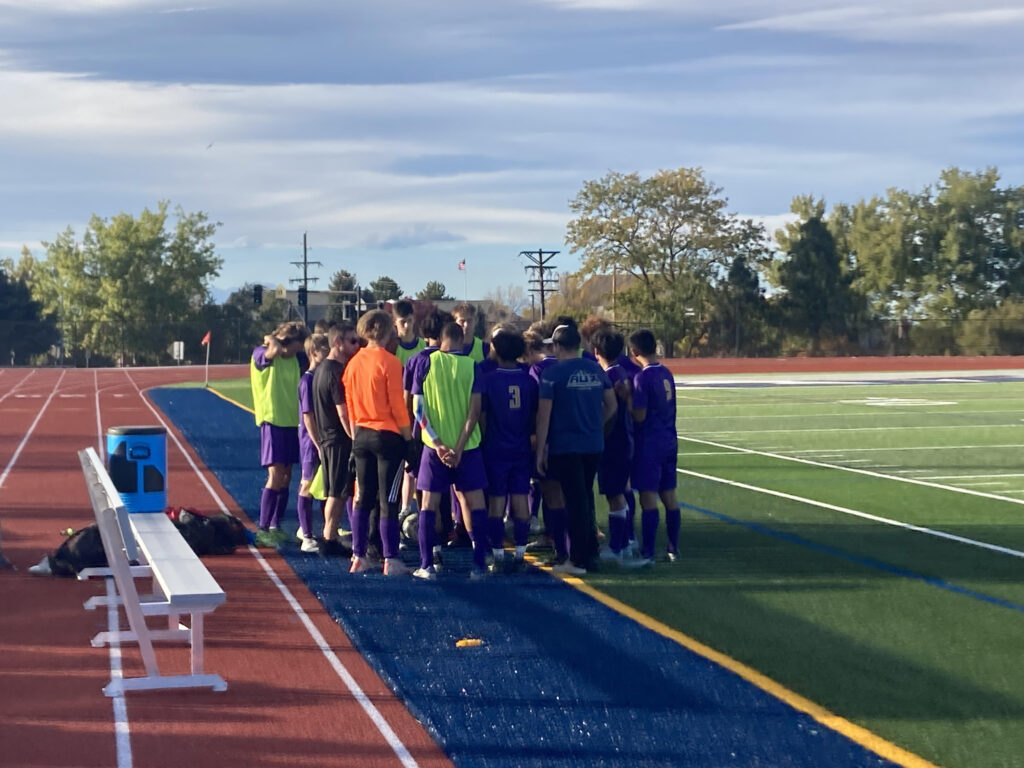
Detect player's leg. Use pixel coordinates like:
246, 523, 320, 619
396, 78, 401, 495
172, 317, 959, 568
659, 453, 680, 561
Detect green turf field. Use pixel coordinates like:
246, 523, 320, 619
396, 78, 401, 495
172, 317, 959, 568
206, 374, 1024, 768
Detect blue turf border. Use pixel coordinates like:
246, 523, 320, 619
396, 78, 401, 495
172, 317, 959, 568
152, 387, 903, 768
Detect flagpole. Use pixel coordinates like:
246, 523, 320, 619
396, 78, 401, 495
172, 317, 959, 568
204, 334, 211, 387
464, 265, 468, 301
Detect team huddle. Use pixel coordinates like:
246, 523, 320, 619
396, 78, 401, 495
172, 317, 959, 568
249, 301, 680, 579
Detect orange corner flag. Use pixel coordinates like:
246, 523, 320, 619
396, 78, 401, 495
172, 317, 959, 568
201, 330, 211, 346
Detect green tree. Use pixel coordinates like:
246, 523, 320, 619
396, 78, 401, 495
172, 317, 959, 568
711, 255, 775, 356
417, 280, 453, 301
777, 216, 857, 353
369, 275, 402, 302
327, 269, 373, 320
0, 265, 59, 363
566, 167, 770, 355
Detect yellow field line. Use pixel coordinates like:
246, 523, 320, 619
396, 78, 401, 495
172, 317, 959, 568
543, 566, 944, 768
205, 386, 254, 415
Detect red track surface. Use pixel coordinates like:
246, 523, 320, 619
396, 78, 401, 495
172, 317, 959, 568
0, 367, 451, 768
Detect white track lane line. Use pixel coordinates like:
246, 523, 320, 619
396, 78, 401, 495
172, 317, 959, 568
675, 466, 1024, 559
123, 371, 419, 768
0, 369, 36, 405
0, 370, 65, 491
678, 434, 1024, 507
92, 370, 133, 768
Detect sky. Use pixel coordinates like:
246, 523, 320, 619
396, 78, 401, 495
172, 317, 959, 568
1, 0, 1022, 302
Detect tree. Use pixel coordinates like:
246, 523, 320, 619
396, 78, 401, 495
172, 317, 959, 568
369, 275, 402, 302
417, 280, 453, 301
777, 216, 857, 353
566, 168, 770, 356
710, 255, 775, 356
484, 283, 529, 321
327, 269, 373, 321
0, 265, 59, 363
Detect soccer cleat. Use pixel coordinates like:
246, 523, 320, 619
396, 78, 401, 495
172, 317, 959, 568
296, 528, 307, 542
383, 557, 412, 576
666, 551, 679, 563
469, 567, 488, 580
432, 548, 445, 573
27, 556, 52, 576
599, 546, 623, 563
349, 556, 375, 574
412, 566, 437, 580
625, 540, 641, 559
300, 537, 320, 554
551, 560, 587, 576
525, 534, 553, 552
319, 538, 352, 558
622, 557, 654, 569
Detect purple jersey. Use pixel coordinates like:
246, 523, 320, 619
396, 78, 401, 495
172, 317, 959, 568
297, 369, 317, 464
481, 366, 537, 461
632, 363, 676, 456
603, 364, 633, 461
404, 345, 439, 393
617, 353, 641, 379
529, 355, 557, 384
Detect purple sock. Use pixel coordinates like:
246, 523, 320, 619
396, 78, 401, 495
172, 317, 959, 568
666, 507, 681, 555
469, 508, 488, 570
547, 508, 568, 560
270, 487, 288, 529
608, 512, 627, 553
351, 506, 369, 557
625, 491, 637, 542
258, 487, 275, 529
297, 495, 314, 538
418, 509, 436, 570
641, 509, 659, 559
487, 517, 505, 551
528, 481, 542, 520
513, 518, 530, 547
380, 516, 400, 560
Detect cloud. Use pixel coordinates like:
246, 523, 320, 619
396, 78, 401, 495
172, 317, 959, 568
362, 224, 466, 250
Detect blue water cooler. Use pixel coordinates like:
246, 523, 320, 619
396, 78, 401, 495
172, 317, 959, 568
106, 426, 168, 513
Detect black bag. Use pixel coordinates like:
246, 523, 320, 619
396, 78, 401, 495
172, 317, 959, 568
167, 507, 248, 556
50, 525, 107, 577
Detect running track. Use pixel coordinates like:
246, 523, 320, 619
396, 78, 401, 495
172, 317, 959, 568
0, 367, 450, 768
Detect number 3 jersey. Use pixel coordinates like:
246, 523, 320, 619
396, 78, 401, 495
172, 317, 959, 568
632, 362, 677, 458
480, 365, 538, 463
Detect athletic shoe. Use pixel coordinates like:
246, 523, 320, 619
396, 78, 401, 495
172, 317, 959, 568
525, 534, 553, 552
267, 526, 289, 544
300, 537, 320, 554
469, 567, 488, 580
412, 566, 437, 580
599, 546, 623, 563
551, 560, 587, 576
488, 554, 506, 575
319, 538, 351, 559
444, 530, 472, 549
625, 540, 641, 559
506, 556, 526, 574
433, 549, 445, 573
622, 556, 654, 569
666, 551, 679, 563
27, 556, 52, 576
383, 557, 411, 576
254, 528, 282, 548
296, 528, 307, 542
349, 556, 375, 574
529, 516, 543, 535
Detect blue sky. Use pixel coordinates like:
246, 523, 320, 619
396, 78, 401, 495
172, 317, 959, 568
1, 0, 1022, 302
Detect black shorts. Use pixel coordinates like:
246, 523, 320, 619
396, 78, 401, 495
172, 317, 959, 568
321, 440, 353, 499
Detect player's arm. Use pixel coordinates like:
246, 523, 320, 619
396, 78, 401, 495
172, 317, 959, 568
413, 394, 447, 457
535, 397, 552, 476
263, 334, 285, 360
631, 380, 647, 423
302, 410, 320, 454
602, 388, 618, 431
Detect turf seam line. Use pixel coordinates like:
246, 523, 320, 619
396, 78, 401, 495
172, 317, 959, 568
676, 433, 1024, 507
679, 500, 1024, 614
554, 575, 945, 768
674, 466, 1024, 560
127, 373, 420, 768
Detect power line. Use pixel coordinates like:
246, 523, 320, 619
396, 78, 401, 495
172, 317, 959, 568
520, 248, 559, 319
289, 232, 322, 325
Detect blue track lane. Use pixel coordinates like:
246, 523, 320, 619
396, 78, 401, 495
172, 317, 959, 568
152, 387, 902, 768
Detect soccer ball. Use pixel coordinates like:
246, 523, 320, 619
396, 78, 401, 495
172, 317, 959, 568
401, 512, 419, 543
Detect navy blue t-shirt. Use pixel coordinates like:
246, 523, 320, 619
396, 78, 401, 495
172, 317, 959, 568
539, 357, 612, 455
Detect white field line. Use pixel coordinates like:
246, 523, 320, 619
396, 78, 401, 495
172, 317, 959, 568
677, 434, 1024, 507
676, 466, 1024, 559
693, 423, 1024, 436
922, 473, 1024, 480
683, 408, 1024, 421
124, 372, 420, 768
787, 444, 1024, 454
954, 482, 1010, 488
0, 370, 65, 491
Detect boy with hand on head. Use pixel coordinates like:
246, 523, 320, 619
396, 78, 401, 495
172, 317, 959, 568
535, 323, 617, 575
480, 325, 538, 571
628, 329, 680, 564
251, 321, 309, 541
411, 321, 490, 579
452, 302, 489, 363
297, 333, 330, 552
312, 323, 360, 558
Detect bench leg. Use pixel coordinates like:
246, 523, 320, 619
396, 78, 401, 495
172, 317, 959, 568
190, 612, 205, 675
92, 627, 190, 648
104, 674, 227, 697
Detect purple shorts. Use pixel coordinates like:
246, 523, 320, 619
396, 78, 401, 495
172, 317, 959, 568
301, 458, 319, 483
417, 446, 488, 493
485, 455, 531, 497
631, 449, 677, 493
598, 449, 631, 497
260, 423, 300, 467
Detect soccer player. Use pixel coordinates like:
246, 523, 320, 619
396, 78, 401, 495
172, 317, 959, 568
590, 327, 636, 562
312, 323, 360, 558
393, 299, 425, 367
628, 328, 680, 564
452, 301, 489, 363
535, 323, 616, 574
411, 321, 489, 579
480, 325, 537, 571
343, 310, 418, 575
250, 320, 309, 539
296, 332, 329, 552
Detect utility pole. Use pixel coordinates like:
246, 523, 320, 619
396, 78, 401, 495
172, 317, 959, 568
290, 232, 322, 325
520, 248, 559, 320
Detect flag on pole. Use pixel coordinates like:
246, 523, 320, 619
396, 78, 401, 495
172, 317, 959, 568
457, 259, 466, 271
201, 330, 212, 346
